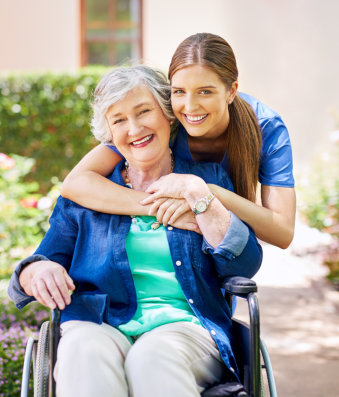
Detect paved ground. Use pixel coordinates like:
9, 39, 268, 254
236, 236, 339, 396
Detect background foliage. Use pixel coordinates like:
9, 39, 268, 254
297, 137, 339, 284
0, 296, 48, 397
0, 153, 61, 279
0, 67, 109, 193
0, 153, 56, 396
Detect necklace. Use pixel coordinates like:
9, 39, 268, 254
124, 150, 174, 230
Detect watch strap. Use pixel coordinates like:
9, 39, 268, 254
192, 193, 215, 215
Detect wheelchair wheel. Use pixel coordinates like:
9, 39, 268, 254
34, 321, 50, 397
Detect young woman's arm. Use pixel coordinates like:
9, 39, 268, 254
142, 174, 296, 249
208, 184, 296, 249
61, 145, 199, 231
61, 145, 150, 215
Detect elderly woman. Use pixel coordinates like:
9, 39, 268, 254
8, 66, 262, 397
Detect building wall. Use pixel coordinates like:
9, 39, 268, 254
0, 0, 80, 71
0, 0, 338, 171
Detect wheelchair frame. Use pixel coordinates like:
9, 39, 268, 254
20, 276, 277, 397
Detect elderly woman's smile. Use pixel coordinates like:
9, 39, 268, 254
130, 134, 154, 146
106, 85, 171, 176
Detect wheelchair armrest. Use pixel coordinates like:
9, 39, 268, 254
222, 276, 257, 296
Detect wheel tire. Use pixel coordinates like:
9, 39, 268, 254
34, 321, 50, 397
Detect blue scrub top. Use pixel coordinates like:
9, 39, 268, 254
107, 92, 295, 188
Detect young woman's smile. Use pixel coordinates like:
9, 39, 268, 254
171, 65, 235, 140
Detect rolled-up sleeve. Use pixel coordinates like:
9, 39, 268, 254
202, 213, 262, 278
8, 254, 49, 309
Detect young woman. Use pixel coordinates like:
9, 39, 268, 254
61, 33, 296, 249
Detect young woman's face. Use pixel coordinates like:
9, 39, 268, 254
106, 85, 171, 169
171, 64, 235, 140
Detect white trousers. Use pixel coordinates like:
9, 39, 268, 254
54, 320, 225, 397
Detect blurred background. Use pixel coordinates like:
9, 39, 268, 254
0, 0, 338, 396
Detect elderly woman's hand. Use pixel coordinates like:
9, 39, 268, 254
19, 260, 75, 310
142, 174, 205, 203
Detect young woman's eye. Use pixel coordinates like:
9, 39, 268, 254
172, 89, 185, 95
199, 89, 212, 95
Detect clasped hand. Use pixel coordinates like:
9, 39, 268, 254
141, 174, 202, 233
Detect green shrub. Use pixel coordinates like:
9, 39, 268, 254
297, 143, 339, 235
297, 138, 339, 283
0, 153, 60, 279
0, 67, 109, 193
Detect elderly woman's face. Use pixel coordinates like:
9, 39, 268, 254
106, 85, 171, 168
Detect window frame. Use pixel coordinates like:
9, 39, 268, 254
80, 0, 143, 66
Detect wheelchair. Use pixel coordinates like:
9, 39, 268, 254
20, 276, 277, 397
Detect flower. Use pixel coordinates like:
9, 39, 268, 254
20, 197, 38, 208
0, 153, 15, 170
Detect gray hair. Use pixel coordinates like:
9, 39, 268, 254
91, 65, 174, 143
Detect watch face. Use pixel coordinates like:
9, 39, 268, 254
196, 200, 207, 213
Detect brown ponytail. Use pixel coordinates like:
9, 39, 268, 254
169, 33, 262, 202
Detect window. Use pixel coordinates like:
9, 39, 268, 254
81, 0, 142, 66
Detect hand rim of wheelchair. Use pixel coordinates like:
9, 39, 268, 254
21, 276, 277, 397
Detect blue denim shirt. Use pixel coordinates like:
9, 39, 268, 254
8, 156, 262, 380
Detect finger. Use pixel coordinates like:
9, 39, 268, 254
140, 192, 163, 205
156, 199, 175, 224
32, 280, 56, 310
167, 202, 191, 225
161, 201, 182, 226
148, 198, 167, 216
65, 273, 75, 292
44, 277, 67, 310
53, 272, 73, 305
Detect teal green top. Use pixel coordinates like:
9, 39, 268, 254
118, 216, 201, 336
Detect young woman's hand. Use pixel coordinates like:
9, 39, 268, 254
19, 261, 75, 310
148, 197, 191, 226
170, 210, 201, 234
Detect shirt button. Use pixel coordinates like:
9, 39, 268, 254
188, 298, 194, 304
230, 367, 235, 373
211, 329, 216, 336
175, 260, 182, 266
167, 226, 173, 230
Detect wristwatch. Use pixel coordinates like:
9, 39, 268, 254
192, 193, 215, 215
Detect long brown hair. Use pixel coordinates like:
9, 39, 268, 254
168, 33, 262, 202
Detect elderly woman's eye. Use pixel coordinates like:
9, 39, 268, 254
113, 119, 124, 125
140, 109, 150, 115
